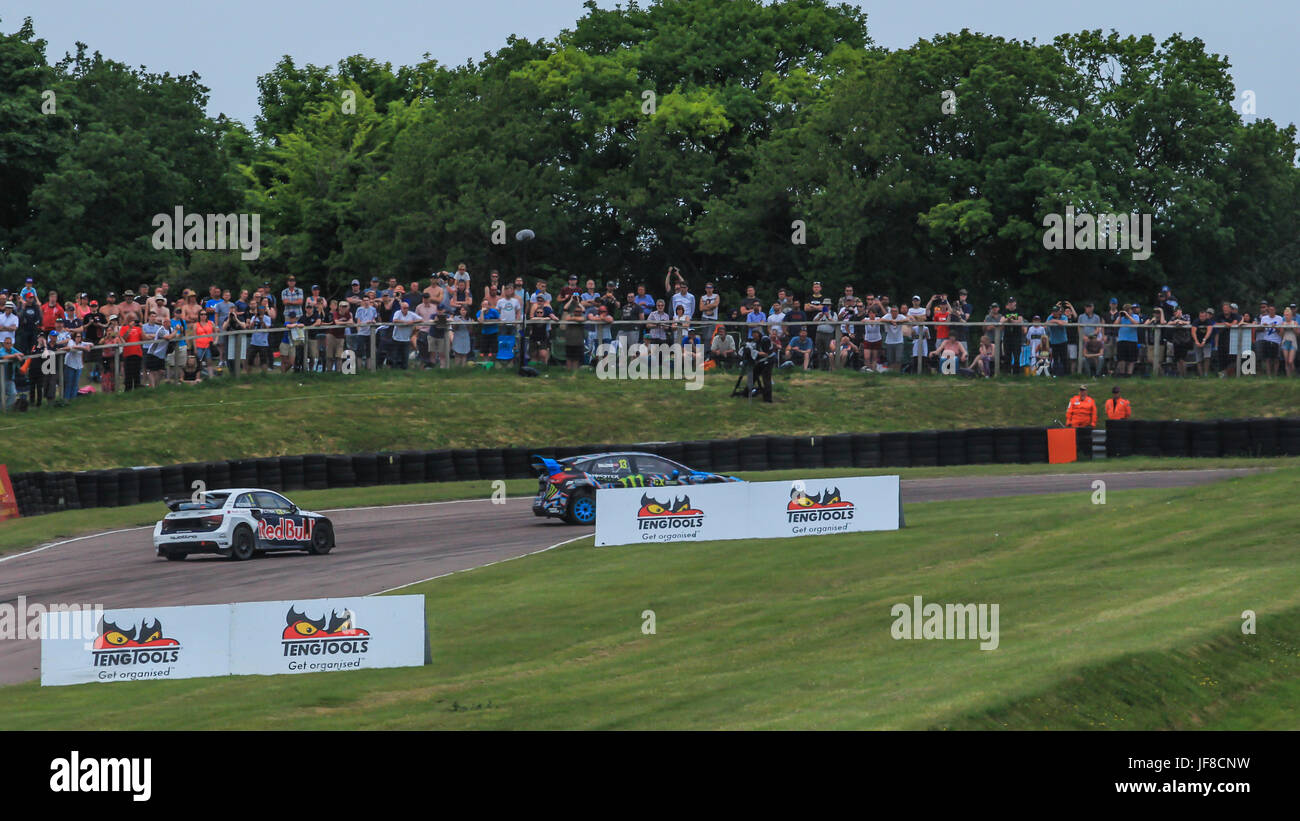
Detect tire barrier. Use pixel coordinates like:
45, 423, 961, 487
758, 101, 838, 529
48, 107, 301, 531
880, 432, 911, 467
908, 431, 939, 467
11, 418, 1299, 517
1020, 427, 1049, 464
351, 453, 380, 486
822, 434, 854, 468
255, 457, 282, 491
278, 455, 305, 491
326, 455, 357, 488
850, 433, 881, 468
302, 454, 328, 490
471, 449, 504, 481
710, 438, 743, 473
739, 436, 770, 471
767, 436, 796, 470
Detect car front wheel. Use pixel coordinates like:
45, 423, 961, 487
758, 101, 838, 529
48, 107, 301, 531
308, 522, 333, 555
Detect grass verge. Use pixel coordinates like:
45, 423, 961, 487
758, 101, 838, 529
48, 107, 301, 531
2, 466, 1293, 729
3, 367, 1300, 472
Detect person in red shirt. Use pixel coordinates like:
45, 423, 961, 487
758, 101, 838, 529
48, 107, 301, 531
121, 316, 145, 391
192, 310, 217, 378
40, 291, 64, 331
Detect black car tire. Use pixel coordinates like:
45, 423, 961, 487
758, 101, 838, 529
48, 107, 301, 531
308, 521, 334, 555
230, 526, 256, 561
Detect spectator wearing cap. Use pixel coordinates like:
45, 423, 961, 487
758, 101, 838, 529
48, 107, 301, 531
559, 274, 580, 301
73, 293, 93, 323
0, 300, 17, 347
906, 295, 929, 366
15, 292, 41, 355
18, 277, 37, 305
281, 276, 304, 321
346, 278, 364, 309
1066, 384, 1097, 427
1104, 386, 1131, 420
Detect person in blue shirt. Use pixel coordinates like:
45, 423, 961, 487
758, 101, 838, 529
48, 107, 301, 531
1115, 303, 1141, 376
1045, 302, 1075, 376
168, 315, 188, 383
477, 300, 499, 359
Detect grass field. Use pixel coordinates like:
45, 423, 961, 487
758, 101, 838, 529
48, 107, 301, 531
3, 466, 1293, 730
3, 367, 1300, 473
1, 457, 1288, 557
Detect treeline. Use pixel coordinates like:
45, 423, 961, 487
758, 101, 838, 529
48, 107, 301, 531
2, 0, 1298, 311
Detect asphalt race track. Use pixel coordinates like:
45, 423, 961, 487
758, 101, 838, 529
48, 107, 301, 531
0, 468, 1260, 684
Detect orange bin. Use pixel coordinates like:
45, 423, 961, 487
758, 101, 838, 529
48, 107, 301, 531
1047, 428, 1077, 464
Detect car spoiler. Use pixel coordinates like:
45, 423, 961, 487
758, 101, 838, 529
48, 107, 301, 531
530, 455, 564, 477
163, 495, 219, 512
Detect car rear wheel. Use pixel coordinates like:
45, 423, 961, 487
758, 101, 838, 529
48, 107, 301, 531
230, 526, 256, 561
566, 490, 596, 525
308, 522, 333, 555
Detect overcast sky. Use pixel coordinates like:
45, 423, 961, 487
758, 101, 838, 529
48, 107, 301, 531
6, 0, 1295, 129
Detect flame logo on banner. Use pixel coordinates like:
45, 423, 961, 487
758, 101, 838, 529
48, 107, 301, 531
637, 493, 702, 517
282, 606, 370, 640
787, 487, 853, 510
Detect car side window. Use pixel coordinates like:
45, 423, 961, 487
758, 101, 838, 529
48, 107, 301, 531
634, 456, 677, 475
255, 491, 292, 511
581, 457, 634, 480
233, 493, 256, 508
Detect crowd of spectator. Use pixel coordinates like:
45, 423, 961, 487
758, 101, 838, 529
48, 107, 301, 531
1, 269, 1294, 411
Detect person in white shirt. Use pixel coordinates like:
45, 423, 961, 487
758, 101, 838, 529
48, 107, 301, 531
1259, 302, 1283, 376
0, 303, 17, 344
699, 283, 720, 322
61, 329, 91, 400
670, 282, 696, 321
906, 296, 929, 360
389, 303, 420, 369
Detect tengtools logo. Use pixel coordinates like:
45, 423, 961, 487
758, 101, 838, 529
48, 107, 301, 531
258, 516, 314, 542
91, 617, 181, 667
636, 493, 704, 531
787, 487, 855, 523
281, 606, 370, 657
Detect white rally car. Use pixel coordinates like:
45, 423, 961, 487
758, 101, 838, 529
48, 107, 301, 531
152, 488, 335, 561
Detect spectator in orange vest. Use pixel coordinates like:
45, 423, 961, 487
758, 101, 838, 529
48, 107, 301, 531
1105, 386, 1132, 420
1066, 384, 1097, 427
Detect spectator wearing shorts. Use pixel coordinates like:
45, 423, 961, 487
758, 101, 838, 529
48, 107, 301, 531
141, 312, 170, 387
1258, 302, 1282, 376
883, 306, 905, 371
193, 310, 216, 377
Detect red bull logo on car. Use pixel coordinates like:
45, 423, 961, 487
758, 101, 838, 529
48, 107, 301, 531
258, 516, 314, 543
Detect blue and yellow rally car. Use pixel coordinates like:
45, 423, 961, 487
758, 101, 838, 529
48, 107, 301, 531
531, 452, 741, 524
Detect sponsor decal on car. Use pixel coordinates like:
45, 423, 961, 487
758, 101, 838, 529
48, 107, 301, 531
257, 516, 315, 543
91, 617, 181, 667
281, 606, 370, 657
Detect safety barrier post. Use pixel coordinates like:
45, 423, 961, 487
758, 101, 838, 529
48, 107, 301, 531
368, 325, 377, 371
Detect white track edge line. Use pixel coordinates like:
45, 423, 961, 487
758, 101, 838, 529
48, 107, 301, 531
369, 533, 592, 596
